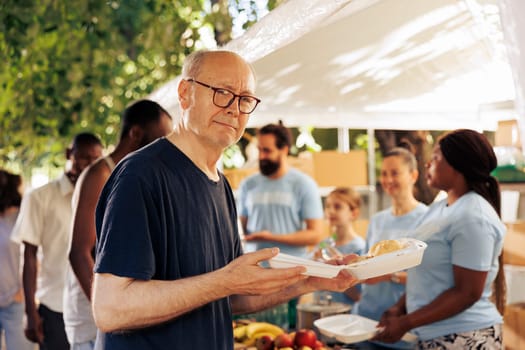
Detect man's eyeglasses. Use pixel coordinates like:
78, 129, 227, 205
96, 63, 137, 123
186, 79, 261, 114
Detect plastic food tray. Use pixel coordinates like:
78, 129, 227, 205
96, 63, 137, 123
268, 238, 427, 280
314, 314, 418, 344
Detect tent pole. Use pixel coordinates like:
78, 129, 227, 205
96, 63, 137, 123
337, 127, 350, 153
367, 128, 378, 216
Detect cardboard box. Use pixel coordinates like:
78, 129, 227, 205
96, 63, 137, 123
496, 120, 522, 148
288, 154, 315, 178
504, 303, 525, 350
504, 222, 525, 266
354, 219, 369, 238
312, 150, 368, 187
223, 168, 258, 190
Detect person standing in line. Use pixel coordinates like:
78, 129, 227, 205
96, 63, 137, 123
374, 129, 506, 349
64, 100, 173, 350
354, 147, 427, 349
238, 123, 325, 257
0, 170, 33, 350
11, 133, 103, 350
91, 50, 358, 350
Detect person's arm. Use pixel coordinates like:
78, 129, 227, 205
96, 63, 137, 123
364, 271, 407, 285
239, 216, 248, 234
69, 165, 109, 300
230, 254, 360, 315
93, 248, 359, 333
244, 218, 325, 246
92, 248, 308, 332
374, 265, 487, 343
344, 285, 361, 302
22, 242, 44, 344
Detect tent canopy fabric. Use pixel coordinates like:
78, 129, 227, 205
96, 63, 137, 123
150, 0, 515, 131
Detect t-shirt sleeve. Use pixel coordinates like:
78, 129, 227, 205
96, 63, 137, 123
95, 171, 157, 280
450, 219, 498, 271
237, 179, 248, 218
299, 177, 323, 220
11, 189, 44, 246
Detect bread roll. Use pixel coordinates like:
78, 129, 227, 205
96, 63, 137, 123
368, 239, 406, 257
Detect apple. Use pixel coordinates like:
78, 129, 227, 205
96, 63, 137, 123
288, 331, 296, 341
314, 339, 326, 350
274, 333, 294, 348
255, 335, 274, 350
294, 329, 317, 348
297, 346, 313, 350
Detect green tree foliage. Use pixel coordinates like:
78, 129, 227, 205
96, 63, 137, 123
0, 0, 228, 175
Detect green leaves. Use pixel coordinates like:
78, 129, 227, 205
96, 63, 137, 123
0, 0, 282, 175
0, 0, 217, 173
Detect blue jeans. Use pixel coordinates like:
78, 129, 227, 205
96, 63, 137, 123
0, 301, 33, 350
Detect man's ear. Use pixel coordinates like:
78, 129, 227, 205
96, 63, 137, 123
178, 79, 191, 109
129, 125, 144, 144
65, 147, 73, 160
281, 145, 290, 157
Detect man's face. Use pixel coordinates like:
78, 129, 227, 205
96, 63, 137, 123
257, 133, 286, 176
180, 52, 257, 150
69, 143, 103, 180
138, 113, 173, 148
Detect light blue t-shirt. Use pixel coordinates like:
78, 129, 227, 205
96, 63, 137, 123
407, 192, 505, 340
354, 203, 428, 321
237, 168, 323, 257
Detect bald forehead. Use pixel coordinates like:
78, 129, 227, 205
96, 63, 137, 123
204, 52, 254, 75
184, 51, 255, 82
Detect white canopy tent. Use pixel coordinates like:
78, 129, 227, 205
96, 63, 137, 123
150, 0, 518, 131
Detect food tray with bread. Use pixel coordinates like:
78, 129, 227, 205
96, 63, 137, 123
268, 238, 427, 280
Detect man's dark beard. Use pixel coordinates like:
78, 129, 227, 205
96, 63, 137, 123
259, 159, 280, 176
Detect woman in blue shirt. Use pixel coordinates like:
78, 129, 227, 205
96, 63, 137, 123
374, 129, 505, 349
355, 147, 427, 349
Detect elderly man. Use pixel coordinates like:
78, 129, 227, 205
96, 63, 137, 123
92, 50, 358, 349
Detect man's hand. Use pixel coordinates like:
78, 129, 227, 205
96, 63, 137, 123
219, 248, 308, 295
305, 254, 361, 292
25, 309, 44, 344
243, 230, 273, 241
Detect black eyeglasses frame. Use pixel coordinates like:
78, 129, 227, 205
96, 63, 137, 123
186, 78, 261, 114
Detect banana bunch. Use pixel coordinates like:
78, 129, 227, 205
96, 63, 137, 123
233, 321, 284, 346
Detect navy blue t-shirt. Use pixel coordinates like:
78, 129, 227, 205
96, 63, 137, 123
95, 138, 242, 349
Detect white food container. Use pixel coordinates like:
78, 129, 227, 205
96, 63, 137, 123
268, 253, 341, 278
345, 238, 427, 279
314, 314, 418, 344
268, 238, 427, 280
